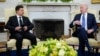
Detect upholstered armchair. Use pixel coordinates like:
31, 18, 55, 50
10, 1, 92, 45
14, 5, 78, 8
66, 9, 99, 48
4, 8, 40, 50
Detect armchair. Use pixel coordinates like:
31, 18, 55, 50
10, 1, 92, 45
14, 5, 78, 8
4, 8, 39, 50
66, 9, 99, 49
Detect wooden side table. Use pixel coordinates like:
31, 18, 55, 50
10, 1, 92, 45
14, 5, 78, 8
0, 41, 6, 52
0, 22, 5, 32
97, 23, 100, 26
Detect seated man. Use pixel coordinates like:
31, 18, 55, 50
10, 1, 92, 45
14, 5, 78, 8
69, 4, 98, 56
5, 5, 37, 56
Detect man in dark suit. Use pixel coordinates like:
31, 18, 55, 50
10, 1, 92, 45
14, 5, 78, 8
5, 5, 37, 56
69, 4, 98, 56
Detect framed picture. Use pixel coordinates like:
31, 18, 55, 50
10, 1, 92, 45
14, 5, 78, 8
0, 0, 5, 2
92, 0, 100, 4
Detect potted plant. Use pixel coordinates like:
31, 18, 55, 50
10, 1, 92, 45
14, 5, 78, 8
60, 0, 72, 2
23, 0, 32, 3
37, 0, 48, 2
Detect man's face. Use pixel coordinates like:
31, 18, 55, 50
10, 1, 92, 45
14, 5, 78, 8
80, 5, 88, 14
16, 8, 24, 16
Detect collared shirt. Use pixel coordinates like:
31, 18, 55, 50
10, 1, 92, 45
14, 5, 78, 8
80, 13, 88, 30
16, 15, 23, 26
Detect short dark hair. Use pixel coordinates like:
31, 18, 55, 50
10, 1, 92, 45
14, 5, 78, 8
15, 5, 23, 12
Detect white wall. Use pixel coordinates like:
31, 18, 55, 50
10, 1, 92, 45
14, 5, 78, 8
73, 0, 100, 9
0, 0, 19, 17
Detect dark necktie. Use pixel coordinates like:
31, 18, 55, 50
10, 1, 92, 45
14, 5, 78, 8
19, 17, 23, 27
82, 14, 85, 28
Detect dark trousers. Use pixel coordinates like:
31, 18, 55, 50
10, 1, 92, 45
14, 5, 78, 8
76, 27, 92, 56
12, 32, 37, 56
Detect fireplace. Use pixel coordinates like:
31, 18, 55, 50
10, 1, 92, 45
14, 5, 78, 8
19, 3, 79, 36
33, 19, 64, 40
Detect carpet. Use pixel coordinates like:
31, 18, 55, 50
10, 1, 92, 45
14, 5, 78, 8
0, 49, 100, 56
0, 49, 28, 56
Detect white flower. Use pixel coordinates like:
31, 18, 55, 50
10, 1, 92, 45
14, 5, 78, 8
44, 47, 48, 52
56, 42, 61, 48
61, 46, 66, 50
58, 49, 65, 56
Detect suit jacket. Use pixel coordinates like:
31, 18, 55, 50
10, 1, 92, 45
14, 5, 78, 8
5, 15, 34, 38
69, 13, 98, 38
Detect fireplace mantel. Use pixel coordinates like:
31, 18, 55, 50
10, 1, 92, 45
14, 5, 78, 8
18, 2, 79, 13
18, 2, 79, 6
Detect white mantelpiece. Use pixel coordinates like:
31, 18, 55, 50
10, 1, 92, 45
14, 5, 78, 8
18, 2, 79, 35
18, 2, 79, 12
19, 2, 79, 6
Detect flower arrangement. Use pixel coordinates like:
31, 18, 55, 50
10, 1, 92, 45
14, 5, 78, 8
29, 38, 77, 56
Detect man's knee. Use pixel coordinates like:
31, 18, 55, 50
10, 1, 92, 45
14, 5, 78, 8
79, 27, 85, 30
25, 33, 36, 38
29, 35, 36, 41
15, 33, 23, 40
78, 27, 86, 33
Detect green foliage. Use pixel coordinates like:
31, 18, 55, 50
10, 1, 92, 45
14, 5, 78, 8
50, 0, 58, 2
60, 0, 72, 2
37, 0, 48, 2
23, 0, 32, 2
29, 38, 77, 56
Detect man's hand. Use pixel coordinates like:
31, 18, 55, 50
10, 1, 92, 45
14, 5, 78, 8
87, 29, 94, 34
15, 26, 22, 31
74, 20, 81, 25
23, 26, 28, 31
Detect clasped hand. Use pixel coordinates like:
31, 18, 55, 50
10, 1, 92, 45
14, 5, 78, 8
15, 26, 28, 31
74, 20, 94, 34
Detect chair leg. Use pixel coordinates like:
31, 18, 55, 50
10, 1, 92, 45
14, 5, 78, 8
72, 45, 76, 49
95, 48, 99, 56
90, 47, 95, 56
27, 45, 30, 51
68, 44, 75, 49
26, 45, 30, 56
6, 44, 10, 56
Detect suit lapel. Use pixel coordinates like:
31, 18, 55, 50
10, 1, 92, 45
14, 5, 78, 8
87, 13, 90, 29
79, 14, 81, 20
15, 15, 19, 26
22, 16, 24, 25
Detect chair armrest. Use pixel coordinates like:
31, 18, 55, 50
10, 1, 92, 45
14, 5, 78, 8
4, 29, 9, 32
4, 29, 10, 41
69, 28, 73, 37
94, 29, 98, 40
32, 28, 35, 31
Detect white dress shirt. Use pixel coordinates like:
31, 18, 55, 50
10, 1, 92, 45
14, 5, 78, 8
16, 15, 23, 26
80, 13, 88, 31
